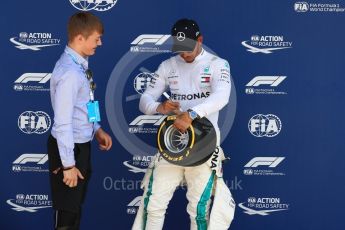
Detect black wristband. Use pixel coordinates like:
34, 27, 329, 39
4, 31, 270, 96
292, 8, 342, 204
62, 166, 74, 171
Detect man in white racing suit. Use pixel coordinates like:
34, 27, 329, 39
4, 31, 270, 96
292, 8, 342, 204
132, 19, 235, 230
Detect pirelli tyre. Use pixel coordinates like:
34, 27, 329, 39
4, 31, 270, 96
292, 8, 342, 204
157, 115, 217, 166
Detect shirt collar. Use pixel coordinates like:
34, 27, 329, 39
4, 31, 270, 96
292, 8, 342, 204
64, 46, 88, 70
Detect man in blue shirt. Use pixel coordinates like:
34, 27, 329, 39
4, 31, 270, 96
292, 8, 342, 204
47, 12, 112, 230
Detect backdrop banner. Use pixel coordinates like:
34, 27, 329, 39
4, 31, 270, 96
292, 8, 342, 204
1, 0, 345, 229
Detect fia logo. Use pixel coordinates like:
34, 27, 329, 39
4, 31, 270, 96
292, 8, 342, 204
13, 73, 51, 92
134, 72, 154, 94
294, 2, 309, 12
12, 154, 49, 173
248, 114, 282, 137
69, 0, 118, 11
18, 111, 51, 134
245, 88, 255, 94
251, 35, 260, 42
130, 34, 171, 53
10, 32, 60, 51
127, 196, 141, 214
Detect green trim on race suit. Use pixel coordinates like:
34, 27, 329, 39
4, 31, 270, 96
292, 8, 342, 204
196, 171, 216, 230
143, 168, 154, 230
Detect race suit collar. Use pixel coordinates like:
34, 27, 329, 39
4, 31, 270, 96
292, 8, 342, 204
177, 48, 206, 63
194, 48, 205, 62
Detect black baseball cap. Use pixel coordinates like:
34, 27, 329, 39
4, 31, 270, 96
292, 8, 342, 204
171, 18, 201, 53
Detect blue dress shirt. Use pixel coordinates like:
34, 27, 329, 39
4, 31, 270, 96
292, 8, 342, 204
50, 46, 100, 167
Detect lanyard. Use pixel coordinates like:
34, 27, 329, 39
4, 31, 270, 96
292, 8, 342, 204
65, 50, 96, 101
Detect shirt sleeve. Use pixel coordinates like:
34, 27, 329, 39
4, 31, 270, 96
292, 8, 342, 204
192, 59, 231, 118
53, 70, 81, 167
93, 122, 101, 133
139, 62, 168, 115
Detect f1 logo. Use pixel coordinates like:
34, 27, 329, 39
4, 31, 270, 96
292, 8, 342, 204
13, 154, 48, 165
129, 115, 166, 126
244, 157, 285, 168
127, 196, 142, 207
15, 73, 51, 84
131, 35, 171, 45
246, 76, 286, 87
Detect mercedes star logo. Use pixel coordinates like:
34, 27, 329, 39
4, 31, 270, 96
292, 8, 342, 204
176, 32, 186, 41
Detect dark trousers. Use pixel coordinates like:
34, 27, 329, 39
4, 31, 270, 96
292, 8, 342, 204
47, 135, 92, 230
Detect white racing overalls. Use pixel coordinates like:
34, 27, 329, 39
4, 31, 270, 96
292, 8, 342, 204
133, 49, 235, 230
